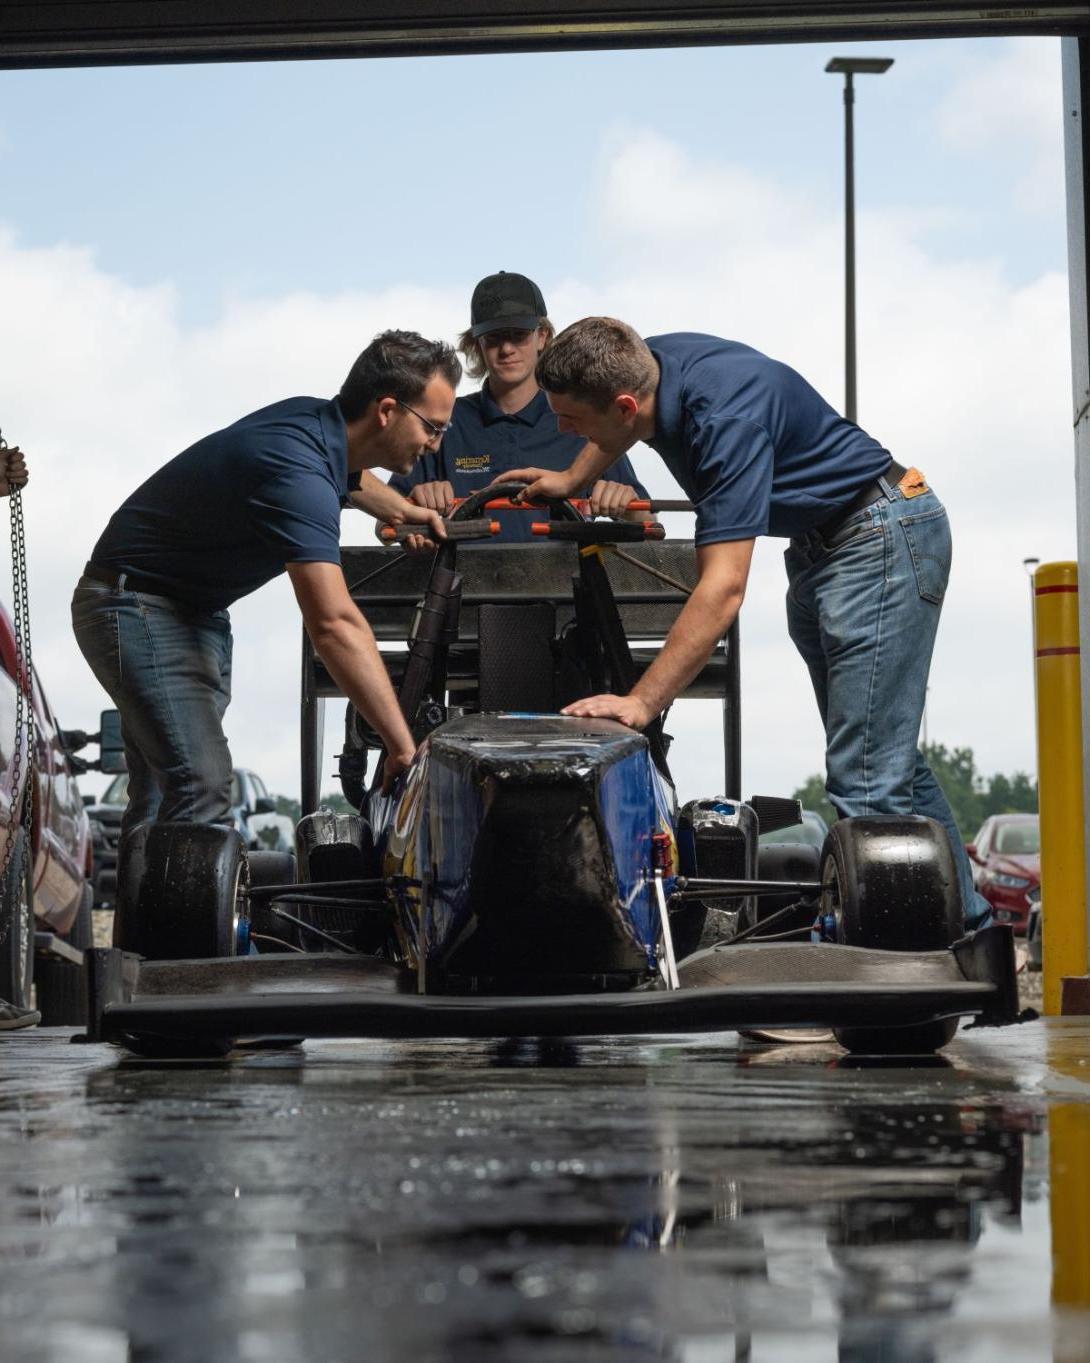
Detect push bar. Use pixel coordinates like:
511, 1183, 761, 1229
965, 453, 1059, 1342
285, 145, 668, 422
454, 497, 694, 514
531, 521, 666, 543
379, 518, 500, 544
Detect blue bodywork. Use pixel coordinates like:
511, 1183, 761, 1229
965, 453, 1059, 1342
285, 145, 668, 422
372, 713, 679, 991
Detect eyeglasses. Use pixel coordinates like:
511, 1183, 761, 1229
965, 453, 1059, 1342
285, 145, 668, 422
396, 399, 452, 442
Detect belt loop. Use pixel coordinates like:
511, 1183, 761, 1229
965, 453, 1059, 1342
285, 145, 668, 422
117, 570, 128, 590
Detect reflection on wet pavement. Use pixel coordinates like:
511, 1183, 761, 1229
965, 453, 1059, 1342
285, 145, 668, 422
0, 1022, 1087, 1362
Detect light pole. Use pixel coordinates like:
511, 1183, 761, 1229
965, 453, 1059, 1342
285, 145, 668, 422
825, 56, 893, 424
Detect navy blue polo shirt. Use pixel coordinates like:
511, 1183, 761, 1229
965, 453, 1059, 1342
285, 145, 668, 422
91, 396, 349, 612
646, 334, 891, 544
389, 385, 649, 541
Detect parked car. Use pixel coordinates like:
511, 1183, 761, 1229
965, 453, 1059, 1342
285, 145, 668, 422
0, 602, 95, 1018
1026, 885, 1042, 970
966, 813, 1040, 934
759, 808, 829, 850
86, 764, 294, 909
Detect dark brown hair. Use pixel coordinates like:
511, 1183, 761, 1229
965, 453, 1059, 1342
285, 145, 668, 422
339, 330, 462, 421
535, 317, 658, 410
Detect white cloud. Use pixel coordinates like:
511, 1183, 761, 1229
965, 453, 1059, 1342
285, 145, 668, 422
0, 101, 1072, 812
933, 36, 1065, 213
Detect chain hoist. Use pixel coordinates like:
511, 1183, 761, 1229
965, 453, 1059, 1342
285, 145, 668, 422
0, 430, 33, 909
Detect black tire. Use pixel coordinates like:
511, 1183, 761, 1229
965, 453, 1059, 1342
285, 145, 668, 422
113, 823, 152, 954
822, 816, 963, 1055
139, 824, 248, 961
68, 880, 95, 950
247, 850, 298, 953
36, 881, 93, 1026
0, 828, 34, 1010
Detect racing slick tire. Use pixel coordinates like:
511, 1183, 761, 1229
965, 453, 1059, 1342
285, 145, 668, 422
0, 828, 34, 1011
247, 850, 299, 953
112, 823, 152, 955
138, 823, 248, 961
822, 816, 963, 1056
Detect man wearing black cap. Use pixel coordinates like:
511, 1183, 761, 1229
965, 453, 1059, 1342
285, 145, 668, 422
385, 272, 650, 539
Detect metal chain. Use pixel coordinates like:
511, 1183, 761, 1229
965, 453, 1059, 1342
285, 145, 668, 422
0, 429, 33, 909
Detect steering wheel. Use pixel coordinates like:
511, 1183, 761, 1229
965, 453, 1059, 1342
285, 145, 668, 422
445, 478, 584, 537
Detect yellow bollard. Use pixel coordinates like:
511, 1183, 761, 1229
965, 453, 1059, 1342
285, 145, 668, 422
1033, 562, 1089, 1015
1049, 1102, 1090, 1360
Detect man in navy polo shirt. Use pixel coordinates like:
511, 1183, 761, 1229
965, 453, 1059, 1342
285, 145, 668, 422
72, 331, 459, 882
386, 272, 650, 538
508, 317, 989, 927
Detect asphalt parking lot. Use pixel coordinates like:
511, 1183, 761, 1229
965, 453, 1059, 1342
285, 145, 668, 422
0, 1016, 1087, 1363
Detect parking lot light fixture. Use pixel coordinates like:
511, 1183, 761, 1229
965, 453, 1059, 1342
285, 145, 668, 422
824, 56, 894, 424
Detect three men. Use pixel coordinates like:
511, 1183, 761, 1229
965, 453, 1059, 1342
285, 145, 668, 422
388, 272, 649, 538
507, 318, 989, 925
73, 332, 458, 864
69, 303, 986, 930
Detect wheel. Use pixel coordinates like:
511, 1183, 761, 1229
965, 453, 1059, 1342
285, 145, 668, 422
0, 828, 34, 1010
113, 824, 152, 954
822, 816, 962, 1055
68, 880, 95, 950
247, 850, 298, 953
36, 881, 93, 1025
138, 824, 248, 960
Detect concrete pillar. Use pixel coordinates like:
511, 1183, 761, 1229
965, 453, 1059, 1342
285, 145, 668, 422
1061, 37, 1090, 996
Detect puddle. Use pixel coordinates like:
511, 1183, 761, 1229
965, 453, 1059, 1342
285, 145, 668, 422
0, 1025, 1086, 1361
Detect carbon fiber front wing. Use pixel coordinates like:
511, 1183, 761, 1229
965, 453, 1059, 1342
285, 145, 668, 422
83, 926, 1020, 1051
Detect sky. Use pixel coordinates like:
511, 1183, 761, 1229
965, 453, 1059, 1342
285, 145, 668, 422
0, 34, 1075, 810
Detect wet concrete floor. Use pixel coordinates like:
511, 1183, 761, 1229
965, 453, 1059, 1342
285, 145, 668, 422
0, 1020, 1088, 1363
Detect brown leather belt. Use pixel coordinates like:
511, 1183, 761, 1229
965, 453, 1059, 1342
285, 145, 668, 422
82, 560, 175, 597
818, 459, 908, 539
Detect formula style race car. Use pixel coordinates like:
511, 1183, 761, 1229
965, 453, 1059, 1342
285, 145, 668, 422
83, 485, 1020, 1057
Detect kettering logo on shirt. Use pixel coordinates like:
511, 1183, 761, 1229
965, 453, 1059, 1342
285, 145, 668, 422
455, 455, 491, 473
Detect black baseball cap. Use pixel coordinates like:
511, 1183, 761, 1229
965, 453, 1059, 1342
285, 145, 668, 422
470, 271, 547, 337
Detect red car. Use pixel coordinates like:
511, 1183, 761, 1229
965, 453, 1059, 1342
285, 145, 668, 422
966, 813, 1040, 934
0, 602, 96, 1019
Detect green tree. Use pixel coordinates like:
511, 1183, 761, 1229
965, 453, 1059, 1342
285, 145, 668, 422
793, 744, 1038, 842
980, 769, 1037, 820
269, 791, 356, 823
790, 774, 836, 829
917, 743, 983, 838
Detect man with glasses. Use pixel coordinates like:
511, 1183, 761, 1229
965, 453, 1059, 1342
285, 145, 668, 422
385, 272, 651, 538
72, 332, 459, 922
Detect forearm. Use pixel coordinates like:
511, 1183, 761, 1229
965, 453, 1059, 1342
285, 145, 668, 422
309, 611, 414, 756
348, 470, 415, 523
630, 579, 742, 717
567, 442, 621, 493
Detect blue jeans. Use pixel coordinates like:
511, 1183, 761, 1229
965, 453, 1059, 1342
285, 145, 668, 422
784, 480, 990, 928
71, 575, 234, 842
